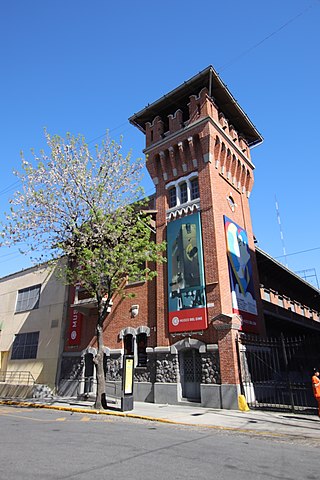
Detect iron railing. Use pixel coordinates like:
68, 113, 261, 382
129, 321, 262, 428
238, 334, 320, 413
0, 370, 35, 385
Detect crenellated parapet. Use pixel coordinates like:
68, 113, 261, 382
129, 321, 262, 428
143, 89, 252, 167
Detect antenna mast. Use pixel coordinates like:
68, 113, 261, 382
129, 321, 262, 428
275, 196, 288, 267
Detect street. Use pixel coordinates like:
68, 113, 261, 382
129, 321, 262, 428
0, 405, 318, 480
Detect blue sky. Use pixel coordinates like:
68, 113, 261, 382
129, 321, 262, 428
1, 0, 320, 287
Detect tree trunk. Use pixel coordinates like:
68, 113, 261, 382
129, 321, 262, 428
94, 318, 107, 410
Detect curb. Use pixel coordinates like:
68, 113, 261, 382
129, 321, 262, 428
0, 399, 311, 439
0, 399, 185, 424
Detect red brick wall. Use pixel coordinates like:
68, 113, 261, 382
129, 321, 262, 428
64, 86, 266, 386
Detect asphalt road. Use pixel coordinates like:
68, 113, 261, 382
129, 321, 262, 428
0, 405, 318, 480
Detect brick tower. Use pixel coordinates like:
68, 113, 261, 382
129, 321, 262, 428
130, 66, 265, 408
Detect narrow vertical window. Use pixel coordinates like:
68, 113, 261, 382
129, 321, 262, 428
124, 334, 134, 355
180, 182, 188, 204
168, 187, 177, 208
137, 333, 147, 367
190, 178, 199, 200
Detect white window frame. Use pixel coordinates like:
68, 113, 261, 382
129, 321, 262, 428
165, 173, 200, 219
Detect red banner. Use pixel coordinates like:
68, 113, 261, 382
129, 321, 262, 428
67, 287, 83, 346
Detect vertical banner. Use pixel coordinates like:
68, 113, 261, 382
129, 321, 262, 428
167, 212, 207, 333
224, 216, 258, 332
67, 286, 83, 346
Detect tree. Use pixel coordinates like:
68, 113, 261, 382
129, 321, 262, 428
1, 131, 166, 409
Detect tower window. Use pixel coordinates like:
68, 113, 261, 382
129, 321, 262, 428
180, 182, 188, 204
168, 187, 177, 208
190, 178, 199, 200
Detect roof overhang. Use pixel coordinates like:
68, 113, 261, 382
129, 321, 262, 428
129, 65, 263, 147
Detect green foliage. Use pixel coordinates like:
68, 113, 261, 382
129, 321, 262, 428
1, 131, 166, 323
65, 202, 166, 310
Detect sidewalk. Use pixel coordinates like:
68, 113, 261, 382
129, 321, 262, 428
1, 396, 320, 441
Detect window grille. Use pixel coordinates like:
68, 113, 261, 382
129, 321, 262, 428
16, 285, 41, 313
11, 332, 39, 360
190, 178, 199, 200
180, 182, 188, 204
168, 187, 177, 208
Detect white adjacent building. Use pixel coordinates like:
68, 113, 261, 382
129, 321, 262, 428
0, 262, 68, 392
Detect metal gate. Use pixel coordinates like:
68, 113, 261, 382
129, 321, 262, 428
180, 349, 202, 401
238, 334, 320, 413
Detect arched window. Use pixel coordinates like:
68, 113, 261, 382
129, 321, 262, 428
124, 334, 134, 355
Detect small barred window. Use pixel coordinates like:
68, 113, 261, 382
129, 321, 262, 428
168, 187, 177, 208
190, 178, 199, 200
180, 182, 188, 204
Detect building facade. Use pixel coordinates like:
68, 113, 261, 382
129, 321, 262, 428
0, 262, 68, 396
1, 66, 319, 408
59, 66, 320, 409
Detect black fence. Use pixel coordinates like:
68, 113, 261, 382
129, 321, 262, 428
238, 333, 320, 413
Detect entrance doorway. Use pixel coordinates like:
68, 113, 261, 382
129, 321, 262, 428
180, 349, 202, 401
84, 352, 94, 394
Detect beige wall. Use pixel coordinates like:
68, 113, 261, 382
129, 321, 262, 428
0, 262, 68, 389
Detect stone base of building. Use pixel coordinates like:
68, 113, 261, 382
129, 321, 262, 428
200, 384, 222, 408
220, 384, 241, 410
127, 381, 239, 410
58, 345, 241, 410
134, 382, 154, 403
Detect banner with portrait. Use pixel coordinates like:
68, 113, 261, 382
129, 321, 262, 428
224, 216, 258, 332
167, 212, 207, 333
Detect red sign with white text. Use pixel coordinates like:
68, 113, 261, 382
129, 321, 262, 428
169, 307, 207, 333
68, 287, 83, 346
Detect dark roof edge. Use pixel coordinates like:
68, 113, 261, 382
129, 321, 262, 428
129, 65, 263, 147
256, 246, 320, 294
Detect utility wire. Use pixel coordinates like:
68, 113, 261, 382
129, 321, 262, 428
219, 1, 318, 71
0, 180, 21, 197
275, 246, 320, 260
0, 122, 132, 197
1, 3, 317, 197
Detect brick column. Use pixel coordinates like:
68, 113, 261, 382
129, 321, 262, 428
212, 313, 241, 409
